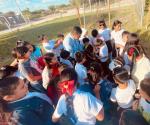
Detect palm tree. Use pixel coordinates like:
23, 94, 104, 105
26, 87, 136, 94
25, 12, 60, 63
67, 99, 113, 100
70, 0, 83, 27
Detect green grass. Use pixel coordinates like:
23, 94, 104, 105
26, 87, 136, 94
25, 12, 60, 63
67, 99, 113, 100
0, 5, 148, 66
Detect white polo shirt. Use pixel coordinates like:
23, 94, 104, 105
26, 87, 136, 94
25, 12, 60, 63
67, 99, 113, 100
111, 29, 125, 46
110, 80, 136, 108
99, 43, 108, 62
53, 90, 103, 125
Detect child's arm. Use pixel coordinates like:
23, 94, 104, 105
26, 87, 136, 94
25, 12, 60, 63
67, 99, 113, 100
10, 59, 18, 67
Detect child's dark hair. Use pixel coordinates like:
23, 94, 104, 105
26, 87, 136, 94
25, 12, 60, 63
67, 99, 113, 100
123, 33, 141, 56
72, 26, 82, 35
113, 67, 129, 84
0, 65, 18, 79
140, 78, 150, 97
75, 52, 85, 63
0, 77, 20, 98
60, 50, 70, 59
82, 37, 89, 44
112, 20, 122, 30
44, 52, 55, 64
91, 29, 98, 38
16, 40, 36, 52
122, 31, 130, 37
98, 19, 107, 28
90, 62, 102, 78
17, 40, 29, 47
88, 62, 104, 84
119, 110, 149, 125
127, 33, 140, 45
13, 46, 29, 58
95, 39, 104, 46
0, 77, 20, 116
60, 68, 78, 86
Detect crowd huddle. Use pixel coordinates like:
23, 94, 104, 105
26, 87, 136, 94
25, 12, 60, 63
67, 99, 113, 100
0, 19, 150, 125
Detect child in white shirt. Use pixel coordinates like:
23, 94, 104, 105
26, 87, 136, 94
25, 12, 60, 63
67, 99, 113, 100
110, 67, 136, 109
52, 68, 104, 125
111, 20, 125, 55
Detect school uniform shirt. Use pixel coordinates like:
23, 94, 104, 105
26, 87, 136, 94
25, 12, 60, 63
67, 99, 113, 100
53, 90, 103, 125
99, 43, 108, 62
139, 97, 150, 123
75, 63, 87, 86
131, 55, 150, 88
63, 33, 83, 58
60, 58, 73, 68
15, 70, 25, 80
139, 98, 150, 113
110, 80, 136, 109
98, 28, 111, 41
6, 92, 55, 125
111, 29, 125, 55
111, 29, 125, 46
42, 40, 55, 53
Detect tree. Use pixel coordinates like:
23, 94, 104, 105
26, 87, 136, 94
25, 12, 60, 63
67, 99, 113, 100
22, 8, 32, 20
70, 0, 83, 27
145, 0, 150, 29
48, 6, 56, 14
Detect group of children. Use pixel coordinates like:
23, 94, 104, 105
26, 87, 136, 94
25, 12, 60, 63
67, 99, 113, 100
0, 19, 150, 125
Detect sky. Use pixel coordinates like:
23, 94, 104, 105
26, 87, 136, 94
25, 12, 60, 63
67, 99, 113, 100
0, 0, 69, 13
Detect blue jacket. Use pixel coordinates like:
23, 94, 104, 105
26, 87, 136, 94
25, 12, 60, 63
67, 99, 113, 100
6, 97, 58, 125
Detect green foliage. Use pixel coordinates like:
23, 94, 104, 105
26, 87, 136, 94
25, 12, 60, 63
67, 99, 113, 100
48, 6, 56, 13
22, 8, 32, 19
145, 0, 150, 12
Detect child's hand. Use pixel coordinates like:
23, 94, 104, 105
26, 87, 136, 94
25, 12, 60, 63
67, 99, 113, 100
132, 100, 139, 110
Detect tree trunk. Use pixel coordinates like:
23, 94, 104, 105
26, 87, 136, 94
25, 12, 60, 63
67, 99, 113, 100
107, 0, 111, 27
76, 7, 82, 27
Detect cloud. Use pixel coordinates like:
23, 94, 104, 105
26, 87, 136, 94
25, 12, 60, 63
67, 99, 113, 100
41, 0, 50, 3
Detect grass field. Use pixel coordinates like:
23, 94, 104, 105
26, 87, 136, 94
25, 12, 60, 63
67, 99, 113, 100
0, 5, 150, 67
